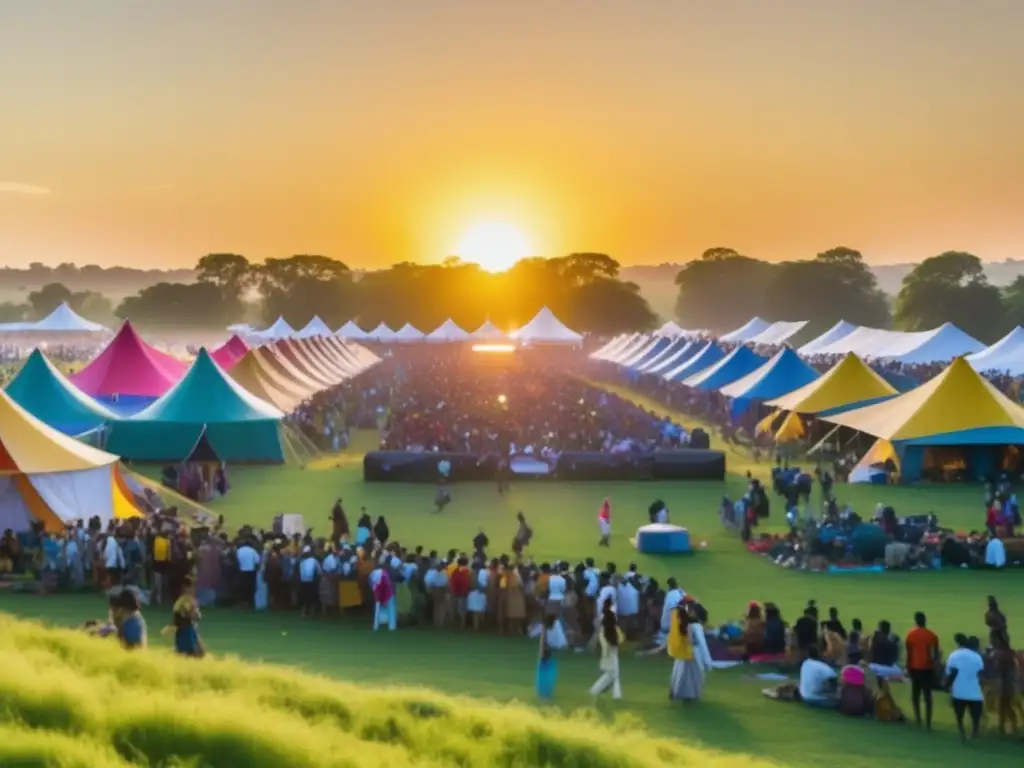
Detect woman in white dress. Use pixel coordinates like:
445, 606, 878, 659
589, 603, 623, 700
668, 603, 713, 701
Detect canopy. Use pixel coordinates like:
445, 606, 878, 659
635, 338, 688, 373
426, 319, 471, 342
250, 346, 322, 397
813, 322, 984, 363
228, 349, 308, 412
253, 317, 296, 341
720, 317, 771, 343
683, 346, 767, 391
645, 340, 698, 375
295, 315, 333, 339
849, 439, 899, 484
24, 302, 109, 334
71, 321, 185, 400
305, 337, 354, 379
591, 333, 638, 360
210, 335, 249, 370
798, 320, 859, 356
606, 335, 651, 364
967, 326, 1024, 375
0, 391, 141, 532
656, 321, 684, 337
273, 339, 339, 387
367, 322, 397, 342
471, 320, 508, 341
766, 353, 898, 415
820, 357, 1024, 444
336, 320, 369, 340
620, 337, 664, 367
512, 307, 582, 344
663, 342, 725, 381
106, 349, 285, 463
394, 323, 426, 342
746, 320, 808, 346
4, 349, 117, 436
719, 347, 820, 415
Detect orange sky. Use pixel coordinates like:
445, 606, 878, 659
2, 1, 1023, 269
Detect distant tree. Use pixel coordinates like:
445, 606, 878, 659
895, 251, 1005, 341
568, 277, 656, 334
254, 255, 355, 327
116, 282, 236, 329
1002, 275, 1024, 329
26, 282, 73, 318
673, 248, 775, 332
196, 253, 252, 294
0, 302, 27, 322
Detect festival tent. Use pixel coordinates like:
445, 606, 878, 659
273, 340, 339, 387
819, 357, 1024, 481
848, 439, 899, 484
70, 321, 186, 411
628, 337, 675, 370
252, 317, 296, 342
967, 326, 1024, 375
296, 316, 333, 339
798, 320, 859, 356
605, 335, 651, 364
228, 349, 308, 413
645, 340, 699, 375
4, 350, 118, 436
719, 347, 821, 417
655, 321, 685, 337
336, 321, 369, 340
226, 323, 254, 335
746, 320, 809, 346
590, 333, 631, 360
321, 336, 365, 372
306, 337, 355, 379
619, 336, 663, 367
0, 390, 142, 532
290, 338, 348, 383
813, 323, 984, 363
426, 319, 471, 342
210, 335, 249, 371
766, 353, 898, 416
663, 342, 725, 381
106, 349, 285, 463
366, 322, 397, 342
394, 323, 426, 342
512, 307, 583, 344
250, 347, 322, 397
682, 345, 767, 391
635, 338, 689, 373
21, 302, 110, 334
720, 317, 772, 343
471, 320, 508, 342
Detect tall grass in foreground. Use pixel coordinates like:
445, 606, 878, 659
0, 614, 772, 768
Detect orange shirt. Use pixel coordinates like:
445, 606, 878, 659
905, 627, 939, 670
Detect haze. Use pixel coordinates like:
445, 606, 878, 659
2, 0, 1023, 269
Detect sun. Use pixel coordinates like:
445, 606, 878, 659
456, 221, 532, 272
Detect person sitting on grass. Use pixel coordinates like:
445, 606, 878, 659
799, 646, 838, 708
867, 620, 903, 679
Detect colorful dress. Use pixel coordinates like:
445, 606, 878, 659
172, 594, 204, 657
536, 628, 558, 699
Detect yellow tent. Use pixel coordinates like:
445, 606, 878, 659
0, 392, 142, 532
820, 357, 1024, 442
765, 353, 897, 415
755, 409, 783, 436
774, 412, 806, 443
251, 347, 322, 396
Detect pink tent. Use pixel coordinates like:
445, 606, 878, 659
210, 335, 250, 370
70, 321, 186, 398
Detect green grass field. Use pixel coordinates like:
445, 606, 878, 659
2, 386, 1023, 766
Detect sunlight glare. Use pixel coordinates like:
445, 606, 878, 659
456, 221, 532, 272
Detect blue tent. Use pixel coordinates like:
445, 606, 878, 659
646, 340, 699, 375
683, 345, 767, 391
635, 337, 686, 373
719, 347, 821, 418
663, 342, 724, 382
629, 337, 672, 370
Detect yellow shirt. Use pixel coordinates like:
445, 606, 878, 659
152, 536, 170, 562
667, 610, 693, 660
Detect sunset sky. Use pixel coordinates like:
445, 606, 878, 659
2, 0, 1023, 269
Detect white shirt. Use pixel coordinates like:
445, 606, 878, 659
616, 581, 640, 616
660, 588, 685, 632
299, 556, 321, 582
985, 538, 1007, 568
799, 659, 837, 701
322, 553, 338, 574
65, 539, 79, 562
104, 536, 124, 569
583, 568, 600, 598
547, 574, 566, 601
236, 545, 260, 572
476, 569, 490, 591
597, 584, 617, 615
946, 648, 985, 701
401, 562, 419, 583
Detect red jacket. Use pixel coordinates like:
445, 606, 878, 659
450, 566, 471, 598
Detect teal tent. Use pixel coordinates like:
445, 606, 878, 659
105, 348, 285, 462
4, 349, 117, 436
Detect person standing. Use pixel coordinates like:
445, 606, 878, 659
668, 604, 713, 701
946, 633, 985, 743
598, 498, 612, 547
589, 603, 623, 700
536, 614, 559, 700
370, 558, 397, 632
904, 611, 940, 730
297, 546, 321, 618
235, 538, 261, 609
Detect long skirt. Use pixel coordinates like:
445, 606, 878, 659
175, 624, 204, 657
670, 660, 705, 701
536, 657, 558, 699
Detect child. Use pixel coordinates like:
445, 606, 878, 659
536, 614, 559, 700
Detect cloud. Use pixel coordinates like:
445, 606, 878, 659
0, 182, 51, 196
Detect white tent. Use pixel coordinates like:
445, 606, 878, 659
606, 334, 652, 364
798, 320, 859, 356
336, 320, 368, 340
295, 315, 333, 339
746, 320, 807, 346
227, 322, 254, 335
512, 307, 582, 344
814, 322, 984, 364
720, 317, 772, 342
619, 337, 663, 367
25, 303, 109, 334
590, 333, 635, 360
471, 320, 509, 341
968, 326, 1024, 375
367, 322, 397, 342
645, 340, 696, 374
394, 323, 426, 342
656, 320, 684, 337
426, 319, 470, 342
253, 317, 296, 341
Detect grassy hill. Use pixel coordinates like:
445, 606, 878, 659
0, 613, 770, 768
